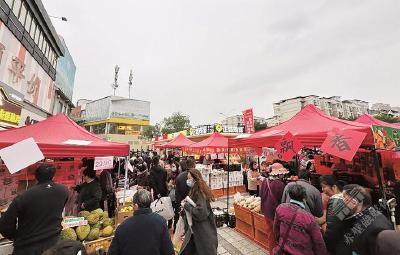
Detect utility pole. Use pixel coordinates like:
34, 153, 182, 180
112, 65, 120, 96
128, 69, 133, 99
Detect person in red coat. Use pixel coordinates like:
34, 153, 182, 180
273, 184, 328, 255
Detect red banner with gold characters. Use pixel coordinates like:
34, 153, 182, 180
243, 108, 255, 134
274, 132, 303, 161
321, 128, 367, 161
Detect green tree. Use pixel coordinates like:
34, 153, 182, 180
254, 121, 268, 131
161, 112, 191, 134
142, 124, 161, 139
374, 113, 400, 123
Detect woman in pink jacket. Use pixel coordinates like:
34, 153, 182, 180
273, 184, 328, 255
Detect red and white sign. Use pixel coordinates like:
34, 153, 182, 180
94, 156, 114, 170
274, 132, 303, 161
321, 129, 367, 161
243, 108, 255, 134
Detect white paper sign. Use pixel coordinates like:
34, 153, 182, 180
63, 139, 92, 145
94, 156, 114, 170
125, 160, 134, 172
0, 138, 44, 174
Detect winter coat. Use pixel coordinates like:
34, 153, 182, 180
323, 194, 347, 254
175, 171, 189, 205
150, 165, 168, 199
282, 180, 324, 217
0, 181, 68, 251
77, 179, 102, 212
335, 206, 393, 255
273, 202, 328, 255
108, 208, 174, 255
376, 230, 400, 255
259, 178, 285, 220
180, 196, 218, 255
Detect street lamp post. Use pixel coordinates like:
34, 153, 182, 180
128, 69, 133, 99
112, 65, 120, 96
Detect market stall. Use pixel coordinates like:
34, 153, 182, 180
0, 114, 130, 254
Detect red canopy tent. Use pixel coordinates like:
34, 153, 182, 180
355, 114, 400, 129
155, 133, 195, 149
186, 132, 231, 154
0, 113, 129, 157
230, 104, 374, 148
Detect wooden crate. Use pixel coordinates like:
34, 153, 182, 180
254, 228, 268, 250
84, 236, 113, 254
234, 204, 253, 224
252, 212, 268, 234
224, 186, 236, 196
211, 188, 224, 198
235, 218, 254, 240
235, 185, 246, 193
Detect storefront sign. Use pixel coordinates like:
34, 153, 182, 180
189, 124, 244, 136
62, 217, 88, 228
274, 132, 303, 161
243, 108, 255, 134
321, 129, 367, 161
372, 125, 400, 151
0, 88, 22, 126
94, 156, 114, 170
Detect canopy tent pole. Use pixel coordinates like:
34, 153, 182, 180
226, 148, 230, 211
372, 149, 389, 217
123, 157, 128, 205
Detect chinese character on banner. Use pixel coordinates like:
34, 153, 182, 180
321, 129, 367, 161
274, 132, 303, 161
243, 108, 255, 134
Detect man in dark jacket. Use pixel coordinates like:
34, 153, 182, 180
149, 156, 168, 199
108, 189, 174, 255
77, 168, 102, 212
0, 164, 68, 255
335, 184, 393, 255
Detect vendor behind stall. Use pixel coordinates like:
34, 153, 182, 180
76, 168, 102, 212
0, 164, 68, 255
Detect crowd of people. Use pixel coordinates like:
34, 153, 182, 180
1, 150, 400, 255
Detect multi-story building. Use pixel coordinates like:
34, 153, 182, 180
52, 35, 75, 116
0, 0, 65, 129
272, 95, 369, 123
75, 96, 151, 150
370, 103, 400, 117
221, 114, 267, 127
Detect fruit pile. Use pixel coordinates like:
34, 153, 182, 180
61, 208, 114, 242
119, 205, 133, 213
235, 196, 261, 213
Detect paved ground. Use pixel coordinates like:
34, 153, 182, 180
217, 227, 268, 255
211, 195, 268, 255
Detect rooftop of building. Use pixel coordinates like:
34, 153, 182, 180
79, 95, 151, 105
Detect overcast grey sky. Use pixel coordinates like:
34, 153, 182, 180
43, 0, 400, 125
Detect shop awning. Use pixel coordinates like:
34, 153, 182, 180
155, 133, 195, 149
186, 132, 230, 154
229, 104, 374, 148
0, 113, 129, 157
355, 114, 400, 129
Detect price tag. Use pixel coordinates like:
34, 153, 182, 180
94, 156, 114, 170
62, 217, 88, 228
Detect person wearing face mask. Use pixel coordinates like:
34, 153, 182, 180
179, 169, 218, 255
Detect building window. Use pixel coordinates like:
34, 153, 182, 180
39, 32, 44, 51
25, 11, 32, 32
29, 19, 36, 39
34, 28, 40, 44
12, 0, 21, 17
18, 2, 27, 25
5, 0, 13, 8
91, 124, 106, 134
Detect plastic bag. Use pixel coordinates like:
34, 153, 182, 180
151, 196, 174, 221
173, 216, 185, 245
